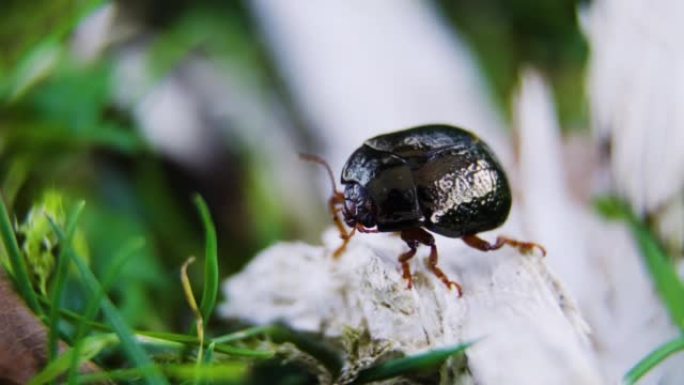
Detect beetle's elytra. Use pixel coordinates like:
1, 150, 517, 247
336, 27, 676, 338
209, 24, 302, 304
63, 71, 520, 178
302, 124, 545, 296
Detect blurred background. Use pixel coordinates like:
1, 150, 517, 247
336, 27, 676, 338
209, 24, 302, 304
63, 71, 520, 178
1, 0, 683, 383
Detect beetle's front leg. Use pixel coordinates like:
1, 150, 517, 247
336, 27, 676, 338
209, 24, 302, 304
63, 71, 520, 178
329, 192, 353, 258
462, 234, 546, 256
398, 239, 418, 289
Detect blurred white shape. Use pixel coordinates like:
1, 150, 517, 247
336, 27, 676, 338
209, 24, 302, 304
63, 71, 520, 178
71, 3, 117, 63
514, 70, 594, 301
584, 0, 684, 216
221, 228, 603, 384
583, 1, 684, 377
113, 45, 324, 233
249, 0, 508, 172
514, 70, 684, 384
112, 43, 156, 109
135, 67, 220, 168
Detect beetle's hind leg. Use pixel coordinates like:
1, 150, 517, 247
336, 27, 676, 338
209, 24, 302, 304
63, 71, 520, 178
462, 234, 546, 256
400, 229, 463, 296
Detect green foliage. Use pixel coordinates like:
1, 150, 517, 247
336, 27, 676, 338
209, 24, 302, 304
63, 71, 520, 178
1, 194, 276, 383
0, 0, 104, 91
0, 193, 43, 315
353, 342, 473, 384
437, 0, 589, 128
15, 189, 88, 296
77, 362, 248, 384
47, 199, 85, 366
65, 236, 142, 383
147, 4, 265, 84
624, 336, 684, 385
48, 216, 170, 385
194, 194, 219, 330
30, 333, 119, 385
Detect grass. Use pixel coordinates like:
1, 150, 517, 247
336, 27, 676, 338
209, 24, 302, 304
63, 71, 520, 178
47, 200, 85, 366
48, 215, 169, 385
65, 237, 144, 383
352, 341, 473, 384
193, 194, 219, 331
0, 194, 283, 383
624, 336, 684, 384
0, 193, 43, 315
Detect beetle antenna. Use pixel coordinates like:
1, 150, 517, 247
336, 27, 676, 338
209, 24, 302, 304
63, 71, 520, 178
299, 153, 339, 194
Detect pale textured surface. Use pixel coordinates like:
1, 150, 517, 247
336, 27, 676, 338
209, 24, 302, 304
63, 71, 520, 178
515, 69, 684, 385
221, 228, 603, 385
584, 0, 684, 230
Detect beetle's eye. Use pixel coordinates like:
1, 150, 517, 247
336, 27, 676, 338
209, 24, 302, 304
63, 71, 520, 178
342, 200, 356, 227
343, 200, 355, 214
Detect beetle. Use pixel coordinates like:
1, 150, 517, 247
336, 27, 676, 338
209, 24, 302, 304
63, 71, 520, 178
302, 124, 545, 296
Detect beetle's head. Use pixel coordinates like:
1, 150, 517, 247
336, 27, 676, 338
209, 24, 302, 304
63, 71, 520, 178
342, 183, 376, 229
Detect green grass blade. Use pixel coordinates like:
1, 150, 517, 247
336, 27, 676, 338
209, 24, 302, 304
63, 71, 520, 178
48, 219, 168, 385
213, 326, 274, 344
352, 342, 473, 384
29, 334, 118, 385
0, 193, 43, 315
624, 337, 684, 384
630, 222, 684, 330
47, 305, 275, 358
66, 238, 143, 384
193, 194, 219, 328
204, 342, 215, 364
45, 305, 110, 333
596, 197, 684, 330
198, 342, 215, 385
211, 344, 274, 358
134, 333, 273, 359
48, 200, 86, 364
179, 256, 204, 384
75, 363, 247, 384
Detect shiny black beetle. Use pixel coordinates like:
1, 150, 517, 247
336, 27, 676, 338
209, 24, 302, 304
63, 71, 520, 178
303, 124, 544, 296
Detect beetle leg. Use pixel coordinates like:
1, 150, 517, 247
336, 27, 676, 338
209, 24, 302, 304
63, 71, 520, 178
398, 242, 417, 289
400, 229, 463, 296
427, 245, 463, 296
330, 192, 353, 258
462, 234, 546, 257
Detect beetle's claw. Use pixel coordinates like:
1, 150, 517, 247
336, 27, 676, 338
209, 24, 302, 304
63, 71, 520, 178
518, 242, 546, 257
332, 244, 346, 259
404, 276, 414, 289
447, 281, 463, 297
